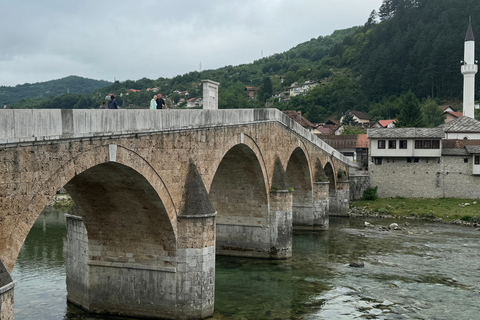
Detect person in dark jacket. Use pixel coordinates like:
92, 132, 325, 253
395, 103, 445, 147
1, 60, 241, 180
156, 94, 168, 109
108, 95, 118, 109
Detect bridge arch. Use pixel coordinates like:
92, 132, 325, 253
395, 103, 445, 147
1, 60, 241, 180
209, 143, 268, 222
65, 161, 176, 264
2, 144, 177, 273
324, 162, 336, 195
286, 147, 313, 207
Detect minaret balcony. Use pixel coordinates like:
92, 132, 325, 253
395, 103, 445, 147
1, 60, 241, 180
462, 64, 478, 74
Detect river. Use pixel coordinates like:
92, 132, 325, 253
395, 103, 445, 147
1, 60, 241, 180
11, 206, 480, 319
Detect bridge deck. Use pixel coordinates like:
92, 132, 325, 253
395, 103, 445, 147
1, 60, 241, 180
0, 108, 359, 168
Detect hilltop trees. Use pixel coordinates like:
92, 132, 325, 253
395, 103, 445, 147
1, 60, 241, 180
395, 91, 424, 127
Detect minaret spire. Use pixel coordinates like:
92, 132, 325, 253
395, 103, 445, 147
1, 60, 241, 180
462, 19, 477, 118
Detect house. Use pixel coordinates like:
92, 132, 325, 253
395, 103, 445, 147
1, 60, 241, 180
373, 119, 396, 128
340, 111, 371, 125
186, 98, 203, 108
282, 111, 317, 132
442, 116, 480, 139
367, 120, 480, 198
321, 134, 369, 164
444, 111, 463, 123
288, 81, 319, 97
440, 105, 454, 113
245, 87, 258, 99
315, 125, 336, 135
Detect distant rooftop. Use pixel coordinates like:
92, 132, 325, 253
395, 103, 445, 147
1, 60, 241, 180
368, 127, 445, 139
441, 116, 480, 132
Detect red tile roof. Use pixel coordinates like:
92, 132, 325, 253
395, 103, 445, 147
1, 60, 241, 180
356, 134, 369, 148
378, 119, 395, 127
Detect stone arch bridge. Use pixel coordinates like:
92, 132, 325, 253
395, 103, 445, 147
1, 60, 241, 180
0, 108, 359, 319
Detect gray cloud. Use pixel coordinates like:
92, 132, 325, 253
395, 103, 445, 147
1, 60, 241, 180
0, 0, 383, 86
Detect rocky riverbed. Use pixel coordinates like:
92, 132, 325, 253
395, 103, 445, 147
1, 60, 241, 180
348, 206, 480, 230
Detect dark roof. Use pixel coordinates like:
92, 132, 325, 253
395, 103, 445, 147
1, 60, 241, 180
465, 145, 480, 154
321, 135, 358, 149
441, 116, 480, 132
282, 111, 316, 128
351, 111, 370, 120
444, 111, 463, 119
442, 148, 470, 156
466, 20, 475, 41
367, 127, 445, 139
325, 119, 340, 126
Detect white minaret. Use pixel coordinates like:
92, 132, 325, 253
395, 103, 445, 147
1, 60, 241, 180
461, 18, 477, 118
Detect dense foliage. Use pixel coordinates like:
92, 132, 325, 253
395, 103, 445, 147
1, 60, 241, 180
7, 0, 480, 125
1, 76, 111, 105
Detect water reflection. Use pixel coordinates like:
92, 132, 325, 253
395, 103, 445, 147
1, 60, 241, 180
11, 208, 480, 319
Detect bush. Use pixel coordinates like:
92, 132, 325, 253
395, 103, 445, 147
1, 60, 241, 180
362, 186, 378, 200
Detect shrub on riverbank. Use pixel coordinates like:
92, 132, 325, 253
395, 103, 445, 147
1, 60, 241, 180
350, 198, 480, 224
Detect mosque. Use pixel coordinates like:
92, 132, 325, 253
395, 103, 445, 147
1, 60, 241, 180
367, 20, 480, 199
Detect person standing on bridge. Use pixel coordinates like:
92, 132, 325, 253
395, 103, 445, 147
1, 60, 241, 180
156, 94, 168, 109
150, 95, 158, 110
108, 95, 118, 109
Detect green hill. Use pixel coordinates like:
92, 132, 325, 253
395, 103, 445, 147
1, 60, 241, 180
0, 75, 111, 105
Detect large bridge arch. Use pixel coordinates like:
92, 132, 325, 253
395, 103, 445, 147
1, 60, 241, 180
210, 143, 268, 222
286, 147, 314, 230
2, 144, 179, 272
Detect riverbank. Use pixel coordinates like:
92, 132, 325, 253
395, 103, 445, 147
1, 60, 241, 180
47, 194, 74, 208
350, 198, 480, 228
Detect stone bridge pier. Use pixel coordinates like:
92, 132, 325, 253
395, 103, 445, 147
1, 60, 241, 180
0, 108, 358, 319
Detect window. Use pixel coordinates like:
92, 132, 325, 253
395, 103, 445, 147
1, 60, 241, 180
374, 157, 383, 165
414, 158, 419, 163
399, 140, 407, 149
464, 158, 469, 163
388, 140, 396, 149
415, 140, 440, 149
378, 140, 385, 149
407, 158, 412, 163
475, 156, 480, 165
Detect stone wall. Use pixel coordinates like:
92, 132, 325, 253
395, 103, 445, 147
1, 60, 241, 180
349, 172, 370, 200
65, 214, 89, 308
369, 156, 480, 199
442, 156, 480, 198
0, 259, 14, 320
0, 288, 14, 320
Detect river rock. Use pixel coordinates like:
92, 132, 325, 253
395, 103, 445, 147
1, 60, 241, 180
364, 222, 374, 228
349, 261, 364, 268
389, 223, 400, 230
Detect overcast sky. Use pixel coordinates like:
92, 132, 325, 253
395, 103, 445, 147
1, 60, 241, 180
0, 0, 384, 87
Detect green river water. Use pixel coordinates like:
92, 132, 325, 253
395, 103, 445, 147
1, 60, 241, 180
11, 206, 480, 319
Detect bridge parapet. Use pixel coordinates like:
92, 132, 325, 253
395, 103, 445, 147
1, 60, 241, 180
0, 109, 360, 169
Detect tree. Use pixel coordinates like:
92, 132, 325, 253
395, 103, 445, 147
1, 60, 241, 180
395, 91, 424, 127
257, 77, 273, 102
341, 111, 358, 126
421, 98, 444, 127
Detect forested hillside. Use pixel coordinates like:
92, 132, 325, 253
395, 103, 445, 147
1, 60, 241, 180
0, 76, 111, 105
9, 0, 480, 125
